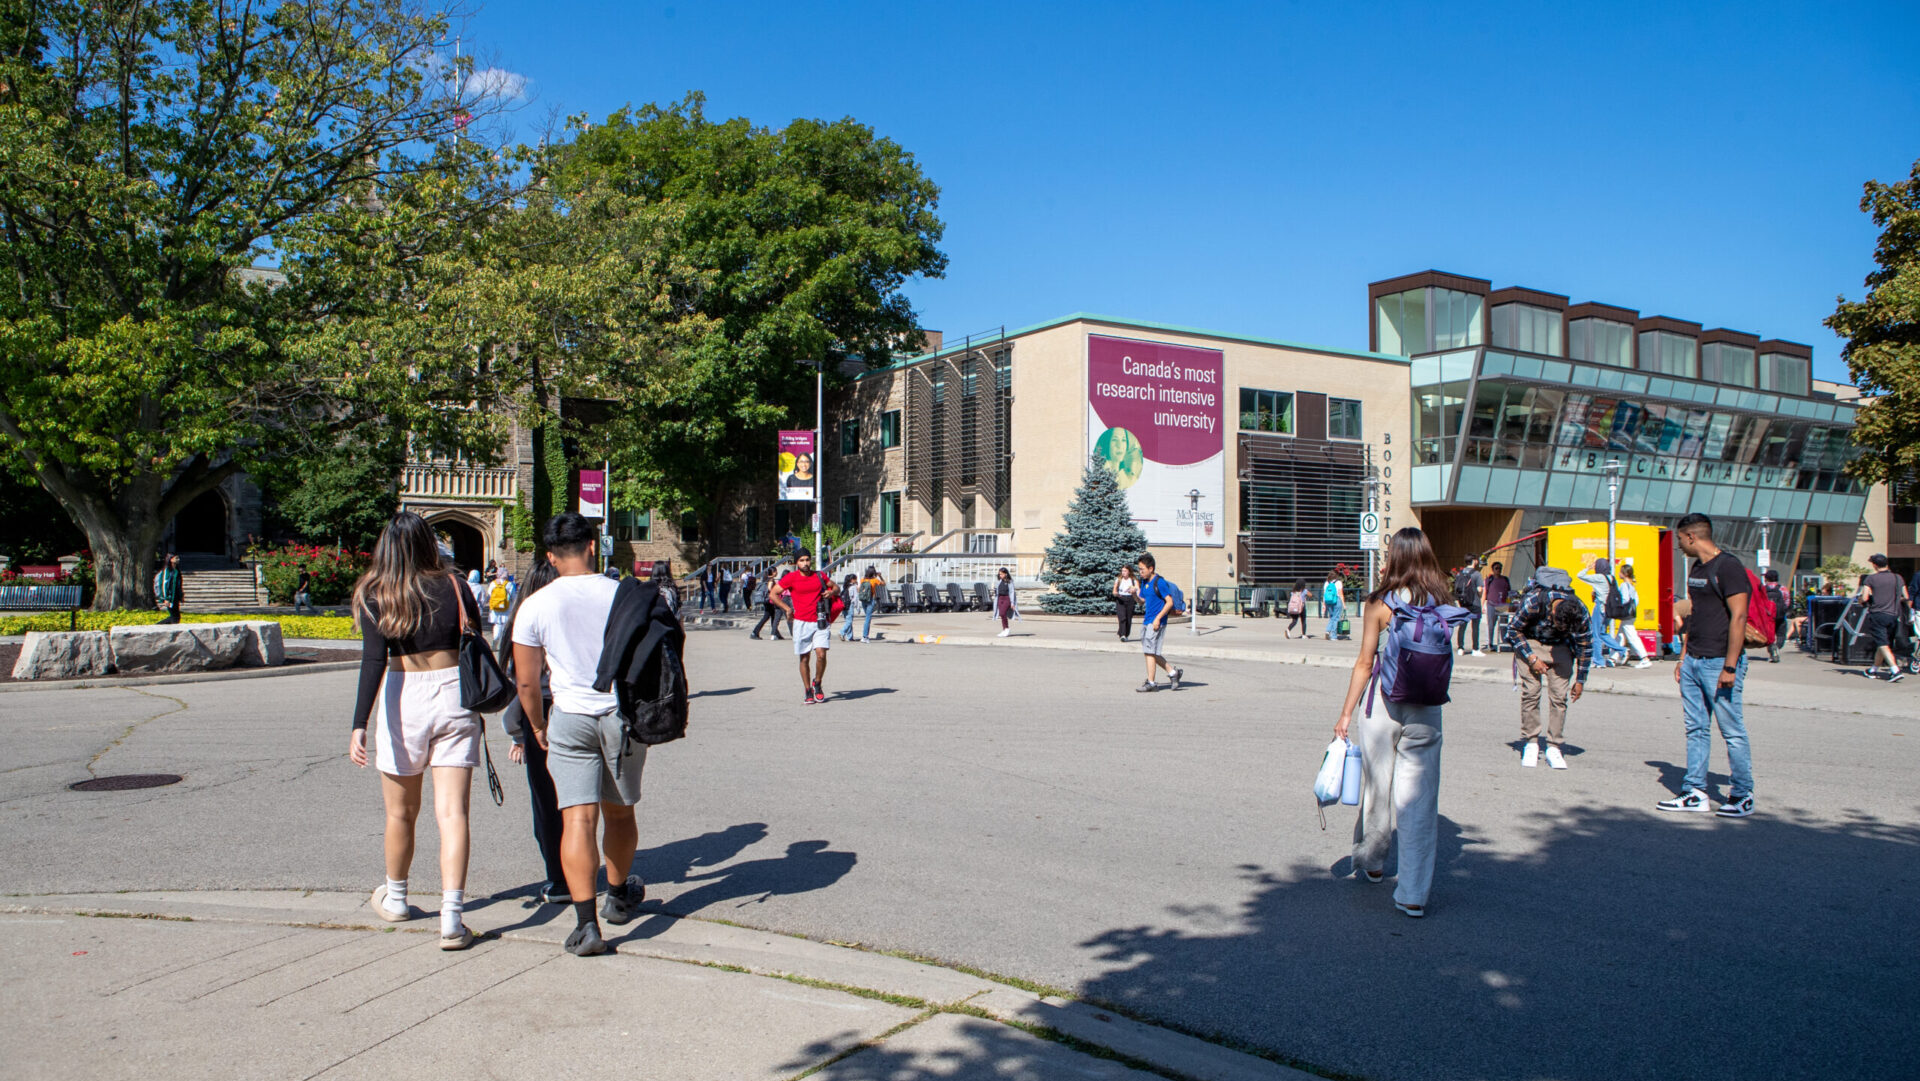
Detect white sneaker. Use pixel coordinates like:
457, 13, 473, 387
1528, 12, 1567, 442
1521, 742, 1540, 767
1543, 745, 1567, 770
1633, 659, 1652, 669
1469, 650, 1486, 657
1657, 788, 1712, 813
996, 629, 1011, 638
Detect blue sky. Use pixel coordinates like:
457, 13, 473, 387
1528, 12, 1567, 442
460, 1, 1919, 382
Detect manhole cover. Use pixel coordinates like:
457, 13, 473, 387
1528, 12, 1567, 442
69, 774, 183, 792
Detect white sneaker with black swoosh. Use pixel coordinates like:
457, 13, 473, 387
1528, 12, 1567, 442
1656, 788, 1711, 813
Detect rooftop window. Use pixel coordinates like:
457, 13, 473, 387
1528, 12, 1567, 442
1638, 331, 1697, 378
1491, 303, 1562, 356
1377, 286, 1483, 355
1759, 351, 1809, 397
1569, 317, 1632, 368
1701, 342, 1756, 388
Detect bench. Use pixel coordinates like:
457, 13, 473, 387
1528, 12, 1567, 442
0, 584, 85, 630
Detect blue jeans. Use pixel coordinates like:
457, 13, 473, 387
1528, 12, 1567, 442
840, 601, 860, 640
1325, 600, 1344, 639
861, 601, 876, 640
1589, 608, 1617, 666
1678, 653, 1753, 799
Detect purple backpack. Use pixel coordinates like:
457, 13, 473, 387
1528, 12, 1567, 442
1366, 593, 1474, 713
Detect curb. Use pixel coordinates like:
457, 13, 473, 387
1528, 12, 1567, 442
2, 891, 1314, 1081
0, 659, 359, 694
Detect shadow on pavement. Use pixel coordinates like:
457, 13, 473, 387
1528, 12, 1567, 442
619, 838, 858, 942
690, 686, 754, 698
1074, 807, 1919, 1081
830, 687, 897, 701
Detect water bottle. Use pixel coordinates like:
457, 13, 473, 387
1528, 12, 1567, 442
1340, 741, 1363, 805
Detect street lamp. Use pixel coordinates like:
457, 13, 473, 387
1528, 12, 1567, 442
1188, 488, 1201, 637
1602, 460, 1623, 568
1756, 516, 1774, 572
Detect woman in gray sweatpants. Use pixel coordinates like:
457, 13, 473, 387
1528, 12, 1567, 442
1334, 527, 1454, 918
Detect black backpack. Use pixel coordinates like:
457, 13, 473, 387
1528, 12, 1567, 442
1453, 570, 1478, 607
1604, 576, 1635, 621
599, 580, 690, 746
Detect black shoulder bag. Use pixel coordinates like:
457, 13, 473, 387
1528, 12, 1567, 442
450, 575, 509, 805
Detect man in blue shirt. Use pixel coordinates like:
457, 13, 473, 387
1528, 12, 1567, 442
1135, 553, 1183, 692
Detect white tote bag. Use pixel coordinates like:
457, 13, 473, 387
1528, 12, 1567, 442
1313, 737, 1350, 828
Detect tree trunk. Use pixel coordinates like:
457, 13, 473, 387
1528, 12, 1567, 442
86, 515, 163, 612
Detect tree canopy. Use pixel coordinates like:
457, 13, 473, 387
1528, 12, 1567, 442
1827, 156, 1920, 490
0, 0, 515, 607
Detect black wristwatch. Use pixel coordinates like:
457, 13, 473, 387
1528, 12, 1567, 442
1722, 664, 1737, 674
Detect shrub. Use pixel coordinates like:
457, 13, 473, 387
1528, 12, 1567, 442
247, 542, 370, 606
0, 610, 359, 639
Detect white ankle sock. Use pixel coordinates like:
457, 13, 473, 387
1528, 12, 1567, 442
384, 878, 408, 915
441, 889, 465, 936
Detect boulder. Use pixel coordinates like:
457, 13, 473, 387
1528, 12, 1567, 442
10, 630, 113, 680
234, 620, 286, 667
109, 622, 249, 675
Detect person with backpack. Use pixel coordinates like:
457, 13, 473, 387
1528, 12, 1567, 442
837, 573, 862, 641
773, 549, 840, 704
1453, 557, 1485, 656
153, 553, 183, 624
718, 566, 733, 612
1504, 567, 1593, 769
859, 566, 885, 641
1322, 569, 1346, 640
1577, 559, 1626, 667
1111, 564, 1139, 641
1759, 568, 1789, 663
1657, 513, 1760, 819
1859, 553, 1911, 682
1135, 553, 1185, 692
486, 573, 514, 645
510, 513, 642, 957
749, 561, 786, 641
1333, 527, 1471, 918
1482, 561, 1512, 650
1613, 563, 1653, 668
293, 567, 317, 614
1284, 577, 1309, 638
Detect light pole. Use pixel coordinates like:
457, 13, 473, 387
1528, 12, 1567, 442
1362, 476, 1380, 595
813, 360, 824, 567
1756, 516, 1773, 572
1603, 459, 1623, 568
1188, 488, 1201, 637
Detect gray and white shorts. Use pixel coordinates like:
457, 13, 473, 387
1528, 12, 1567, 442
1141, 624, 1165, 657
546, 707, 647, 809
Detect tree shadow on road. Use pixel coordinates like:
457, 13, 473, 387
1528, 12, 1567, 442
1074, 807, 1920, 1081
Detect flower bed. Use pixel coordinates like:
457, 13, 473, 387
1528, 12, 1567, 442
248, 543, 369, 605
0, 610, 358, 639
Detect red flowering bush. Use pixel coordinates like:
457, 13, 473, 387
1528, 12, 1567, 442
249, 542, 371, 605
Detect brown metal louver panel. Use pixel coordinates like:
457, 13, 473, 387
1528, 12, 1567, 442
907, 366, 934, 511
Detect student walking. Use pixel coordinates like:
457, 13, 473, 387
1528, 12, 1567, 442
1333, 527, 1469, 918
153, 554, 183, 624
650, 560, 680, 615
1322, 569, 1346, 640
718, 567, 734, 612
1762, 569, 1791, 662
1283, 578, 1309, 638
485, 573, 514, 645
1453, 558, 1485, 655
858, 566, 885, 641
1482, 561, 1512, 649
345, 512, 485, 951
838, 573, 862, 641
496, 561, 567, 904
1135, 553, 1184, 692
1657, 513, 1757, 818
1577, 559, 1622, 667
1614, 564, 1653, 667
750, 562, 786, 640
510, 513, 644, 957
1503, 569, 1592, 769
993, 566, 1021, 637
774, 550, 838, 704
1112, 565, 1139, 641
1860, 553, 1910, 681
293, 567, 318, 614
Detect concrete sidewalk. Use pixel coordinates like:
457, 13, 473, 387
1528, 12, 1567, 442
1, 891, 1307, 1081
687, 607, 1915, 718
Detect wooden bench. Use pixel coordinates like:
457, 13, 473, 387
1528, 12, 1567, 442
0, 584, 84, 630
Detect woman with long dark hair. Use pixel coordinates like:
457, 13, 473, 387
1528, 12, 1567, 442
1284, 577, 1309, 638
496, 559, 564, 903
1112, 564, 1139, 641
346, 512, 485, 949
1333, 527, 1457, 918
994, 566, 1020, 637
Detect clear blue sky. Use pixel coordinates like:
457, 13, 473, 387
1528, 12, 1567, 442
460, 1, 1918, 382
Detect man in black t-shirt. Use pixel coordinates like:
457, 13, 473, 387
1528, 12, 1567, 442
1860, 553, 1910, 682
1656, 513, 1756, 818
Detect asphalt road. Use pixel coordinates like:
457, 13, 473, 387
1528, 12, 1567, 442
2, 631, 1915, 1081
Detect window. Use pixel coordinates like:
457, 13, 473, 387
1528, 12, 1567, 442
879, 491, 901, 534
840, 494, 860, 531
1701, 343, 1756, 388
1759, 352, 1809, 396
1638, 331, 1697, 378
612, 509, 651, 542
1569, 317, 1632, 367
1327, 487, 1363, 533
1238, 387, 1294, 433
1328, 397, 1363, 440
744, 506, 760, 543
1491, 303, 1563, 356
1239, 483, 1294, 534
1432, 288, 1484, 350
961, 357, 979, 397
840, 419, 860, 455
679, 510, 700, 542
879, 409, 902, 448
1376, 289, 1427, 355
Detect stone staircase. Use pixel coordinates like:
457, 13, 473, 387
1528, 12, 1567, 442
175, 554, 263, 611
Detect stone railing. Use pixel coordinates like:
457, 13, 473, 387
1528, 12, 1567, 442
402, 464, 517, 500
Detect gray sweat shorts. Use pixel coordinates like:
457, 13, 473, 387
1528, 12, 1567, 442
546, 707, 647, 809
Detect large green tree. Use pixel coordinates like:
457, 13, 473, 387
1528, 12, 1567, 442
0, 0, 511, 608
557, 94, 947, 550
1040, 457, 1149, 614
1828, 156, 1920, 489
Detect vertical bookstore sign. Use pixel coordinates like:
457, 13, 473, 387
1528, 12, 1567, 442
1086, 334, 1225, 546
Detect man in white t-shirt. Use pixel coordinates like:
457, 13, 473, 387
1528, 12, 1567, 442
511, 512, 641, 957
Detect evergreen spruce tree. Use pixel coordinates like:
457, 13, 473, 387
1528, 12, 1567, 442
1041, 458, 1150, 613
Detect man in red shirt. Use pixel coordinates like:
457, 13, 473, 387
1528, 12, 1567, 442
773, 550, 840, 704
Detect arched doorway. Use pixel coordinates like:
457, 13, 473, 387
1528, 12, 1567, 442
435, 519, 484, 576
173, 489, 229, 555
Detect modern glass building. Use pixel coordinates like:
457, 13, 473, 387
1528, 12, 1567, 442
1370, 271, 1865, 577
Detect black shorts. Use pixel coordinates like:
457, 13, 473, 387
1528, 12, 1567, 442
1866, 611, 1898, 647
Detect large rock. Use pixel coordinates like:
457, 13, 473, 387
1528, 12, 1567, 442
234, 620, 286, 667
10, 630, 112, 680
109, 622, 249, 675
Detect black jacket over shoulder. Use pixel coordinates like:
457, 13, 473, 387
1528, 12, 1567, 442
593, 578, 689, 744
